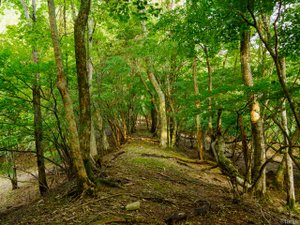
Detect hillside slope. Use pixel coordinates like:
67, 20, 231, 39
0, 134, 299, 225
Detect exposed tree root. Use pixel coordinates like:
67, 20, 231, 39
141, 153, 216, 166
110, 151, 126, 161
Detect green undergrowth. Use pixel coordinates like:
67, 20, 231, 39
130, 157, 175, 171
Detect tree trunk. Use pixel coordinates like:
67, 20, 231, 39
275, 157, 286, 189
238, 114, 252, 185
240, 30, 266, 196
138, 73, 158, 134
280, 58, 295, 209
8, 151, 18, 190
94, 107, 109, 162
32, 49, 49, 195
47, 0, 92, 192
32, 0, 48, 195
192, 56, 204, 160
150, 102, 158, 134
146, 61, 168, 148
212, 109, 243, 197
74, 0, 94, 181
203, 47, 213, 135
20, 0, 49, 196
86, 17, 98, 162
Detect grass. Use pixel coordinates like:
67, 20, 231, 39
130, 157, 172, 171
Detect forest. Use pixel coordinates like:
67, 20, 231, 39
0, 0, 299, 224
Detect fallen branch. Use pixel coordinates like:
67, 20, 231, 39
111, 151, 126, 161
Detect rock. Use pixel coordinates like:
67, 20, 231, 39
165, 212, 187, 225
193, 200, 210, 216
125, 201, 140, 211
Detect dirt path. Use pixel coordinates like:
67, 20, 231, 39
0, 169, 40, 213
0, 135, 299, 225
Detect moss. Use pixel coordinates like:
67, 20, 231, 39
130, 157, 175, 172
151, 182, 169, 193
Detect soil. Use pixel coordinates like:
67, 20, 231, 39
0, 130, 299, 225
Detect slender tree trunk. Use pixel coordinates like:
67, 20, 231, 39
203, 47, 213, 135
238, 114, 252, 185
87, 17, 98, 161
146, 61, 168, 148
8, 150, 18, 190
275, 157, 286, 189
150, 102, 158, 134
47, 0, 92, 192
279, 58, 295, 209
74, 0, 95, 181
192, 56, 204, 160
165, 67, 177, 148
94, 106, 109, 161
240, 30, 266, 196
32, 49, 48, 195
33, 1, 48, 194
20, 0, 49, 195
138, 72, 158, 134
282, 101, 295, 209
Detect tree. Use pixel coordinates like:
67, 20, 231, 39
47, 0, 93, 192
240, 29, 266, 196
18, 0, 49, 195
74, 0, 96, 180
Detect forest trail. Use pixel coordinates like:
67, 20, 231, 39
0, 132, 299, 225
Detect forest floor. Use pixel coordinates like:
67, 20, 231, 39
0, 130, 300, 225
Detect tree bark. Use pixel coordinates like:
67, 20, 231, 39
47, 0, 92, 192
146, 61, 168, 148
279, 58, 295, 209
240, 30, 266, 196
86, 17, 98, 162
32, 0, 48, 196
238, 114, 252, 185
8, 150, 18, 190
203, 47, 213, 135
150, 102, 158, 134
20, 0, 49, 196
74, 0, 95, 181
192, 56, 204, 160
32, 49, 48, 195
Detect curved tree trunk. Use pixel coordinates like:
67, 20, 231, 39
47, 0, 92, 192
